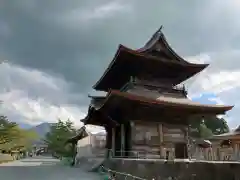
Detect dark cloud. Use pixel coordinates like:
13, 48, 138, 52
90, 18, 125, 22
1, 0, 240, 127
3, 0, 237, 92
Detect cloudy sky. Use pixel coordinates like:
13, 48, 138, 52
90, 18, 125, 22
1, 0, 240, 129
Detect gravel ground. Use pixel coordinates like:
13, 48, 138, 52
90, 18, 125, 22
0, 156, 100, 180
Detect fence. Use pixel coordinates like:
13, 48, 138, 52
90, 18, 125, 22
109, 150, 140, 159
77, 135, 240, 162
99, 165, 147, 180
108, 147, 240, 162
108, 149, 185, 160
190, 146, 240, 161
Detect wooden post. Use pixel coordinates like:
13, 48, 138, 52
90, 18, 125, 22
112, 128, 115, 157
130, 121, 135, 157
238, 144, 240, 160
185, 126, 191, 160
233, 143, 238, 160
121, 124, 125, 157
157, 123, 164, 158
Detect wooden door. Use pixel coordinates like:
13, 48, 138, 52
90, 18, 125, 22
175, 143, 188, 159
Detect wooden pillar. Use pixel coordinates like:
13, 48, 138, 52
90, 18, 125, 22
111, 128, 115, 157
216, 147, 221, 160
233, 143, 238, 160
130, 121, 136, 158
125, 121, 132, 157
237, 144, 240, 160
157, 123, 164, 158
121, 124, 125, 157
115, 126, 121, 157
105, 126, 112, 158
185, 126, 191, 160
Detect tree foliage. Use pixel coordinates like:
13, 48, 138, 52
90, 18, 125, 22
44, 119, 77, 157
0, 115, 38, 151
189, 115, 230, 139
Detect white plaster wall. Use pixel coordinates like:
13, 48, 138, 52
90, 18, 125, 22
76, 136, 93, 159
75, 133, 106, 163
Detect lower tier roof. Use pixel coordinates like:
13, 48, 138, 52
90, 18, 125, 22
212, 133, 240, 140
82, 91, 233, 126
99, 90, 233, 115
212, 126, 240, 140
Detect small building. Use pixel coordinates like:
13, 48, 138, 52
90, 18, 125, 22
190, 139, 213, 160
67, 126, 106, 165
75, 130, 106, 159
81, 27, 233, 160
209, 126, 240, 161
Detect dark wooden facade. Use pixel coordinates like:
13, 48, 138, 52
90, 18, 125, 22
82, 28, 233, 159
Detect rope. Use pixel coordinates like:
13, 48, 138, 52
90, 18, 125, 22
99, 165, 147, 180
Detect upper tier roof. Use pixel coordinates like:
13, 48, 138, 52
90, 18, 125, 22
136, 26, 190, 64
93, 28, 208, 91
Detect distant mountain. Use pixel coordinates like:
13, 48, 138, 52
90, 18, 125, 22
30, 122, 55, 146
31, 122, 54, 138
18, 123, 33, 129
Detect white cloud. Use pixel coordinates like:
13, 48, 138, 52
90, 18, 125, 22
186, 51, 240, 95
187, 54, 212, 64
199, 71, 240, 94
0, 62, 86, 126
208, 97, 224, 105
186, 51, 240, 128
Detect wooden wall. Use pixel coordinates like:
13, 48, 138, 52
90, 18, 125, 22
163, 124, 186, 143
131, 121, 187, 159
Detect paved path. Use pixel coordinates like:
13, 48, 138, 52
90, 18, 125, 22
0, 156, 100, 180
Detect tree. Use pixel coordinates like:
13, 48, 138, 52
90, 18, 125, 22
204, 116, 229, 135
199, 123, 213, 139
0, 116, 18, 144
0, 115, 38, 151
44, 119, 77, 157
189, 115, 230, 138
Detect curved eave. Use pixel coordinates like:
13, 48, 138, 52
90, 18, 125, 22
66, 126, 88, 144
80, 106, 99, 125
136, 29, 190, 64
81, 105, 118, 126
121, 45, 208, 68
100, 90, 233, 115
88, 94, 106, 99
93, 45, 208, 91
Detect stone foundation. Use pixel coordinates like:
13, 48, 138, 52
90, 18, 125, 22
103, 159, 240, 180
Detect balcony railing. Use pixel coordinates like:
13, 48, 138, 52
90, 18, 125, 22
120, 77, 188, 97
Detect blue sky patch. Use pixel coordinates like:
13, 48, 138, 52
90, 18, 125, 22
190, 93, 220, 105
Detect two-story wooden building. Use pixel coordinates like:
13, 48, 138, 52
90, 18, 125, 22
82, 27, 233, 159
